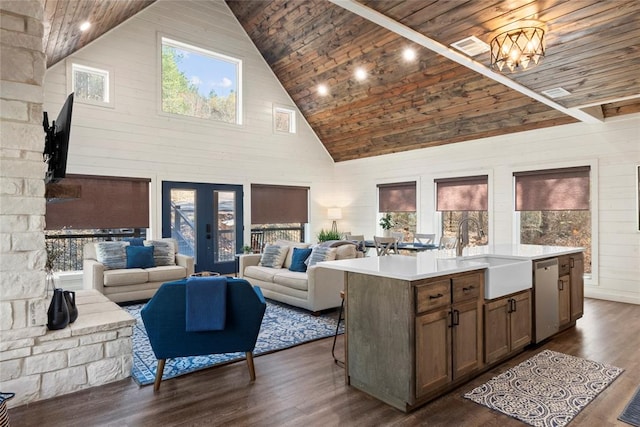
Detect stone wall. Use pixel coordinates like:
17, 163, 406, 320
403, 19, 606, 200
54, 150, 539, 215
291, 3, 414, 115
0, 1, 134, 407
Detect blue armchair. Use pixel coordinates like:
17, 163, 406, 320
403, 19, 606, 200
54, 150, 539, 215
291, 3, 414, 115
141, 278, 266, 391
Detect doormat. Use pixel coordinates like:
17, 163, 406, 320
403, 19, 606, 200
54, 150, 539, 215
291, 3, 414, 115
124, 299, 343, 386
464, 349, 623, 427
619, 385, 640, 426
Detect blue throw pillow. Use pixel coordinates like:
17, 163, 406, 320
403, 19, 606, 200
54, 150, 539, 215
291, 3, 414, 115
126, 245, 155, 269
123, 237, 145, 246
289, 247, 312, 272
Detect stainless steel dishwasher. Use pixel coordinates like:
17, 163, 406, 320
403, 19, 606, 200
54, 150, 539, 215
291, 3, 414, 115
534, 258, 559, 343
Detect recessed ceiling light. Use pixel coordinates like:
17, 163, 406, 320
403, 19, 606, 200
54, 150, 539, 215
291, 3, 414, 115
80, 21, 91, 32
403, 48, 416, 61
317, 84, 329, 96
354, 67, 367, 81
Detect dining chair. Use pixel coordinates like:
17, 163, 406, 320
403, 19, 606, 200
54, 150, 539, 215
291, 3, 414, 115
438, 236, 458, 250
391, 231, 404, 242
345, 234, 365, 242
414, 233, 436, 245
374, 236, 398, 256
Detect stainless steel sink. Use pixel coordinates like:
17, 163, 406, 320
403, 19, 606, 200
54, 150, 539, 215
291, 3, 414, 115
460, 255, 532, 299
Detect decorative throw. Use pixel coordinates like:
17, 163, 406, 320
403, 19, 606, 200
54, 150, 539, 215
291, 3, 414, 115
305, 246, 337, 266
95, 241, 129, 270
144, 239, 175, 266
464, 349, 623, 427
185, 276, 227, 332
259, 244, 288, 268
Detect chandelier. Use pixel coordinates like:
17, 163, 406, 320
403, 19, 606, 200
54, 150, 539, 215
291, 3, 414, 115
490, 25, 545, 73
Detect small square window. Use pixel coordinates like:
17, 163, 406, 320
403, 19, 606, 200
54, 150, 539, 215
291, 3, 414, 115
71, 63, 111, 105
274, 107, 296, 133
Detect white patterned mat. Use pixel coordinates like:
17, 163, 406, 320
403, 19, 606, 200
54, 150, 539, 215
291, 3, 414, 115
464, 350, 623, 427
125, 299, 342, 386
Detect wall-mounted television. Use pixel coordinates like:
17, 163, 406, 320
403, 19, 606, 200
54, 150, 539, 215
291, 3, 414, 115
43, 93, 74, 184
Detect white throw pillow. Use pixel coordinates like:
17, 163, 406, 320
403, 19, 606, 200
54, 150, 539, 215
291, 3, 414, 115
259, 244, 289, 268
144, 239, 176, 266
95, 241, 129, 270
306, 246, 337, 267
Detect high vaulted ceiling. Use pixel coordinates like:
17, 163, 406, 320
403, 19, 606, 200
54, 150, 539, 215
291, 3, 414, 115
43, 0, 640, 162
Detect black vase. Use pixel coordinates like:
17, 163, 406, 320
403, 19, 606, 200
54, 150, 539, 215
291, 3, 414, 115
63, 290, 78, 323
47, 288, 69, 330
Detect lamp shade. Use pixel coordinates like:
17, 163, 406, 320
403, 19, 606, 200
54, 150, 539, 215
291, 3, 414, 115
327, 207, 342, 220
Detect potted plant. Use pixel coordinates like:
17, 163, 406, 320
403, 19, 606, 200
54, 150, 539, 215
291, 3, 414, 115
379, 213, 394, 237
242, 245, 252, 254
317, 228, 342, 242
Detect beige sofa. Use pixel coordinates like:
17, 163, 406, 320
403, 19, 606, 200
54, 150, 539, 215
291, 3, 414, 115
83, 238, 194, 303
239, 240, 361, 312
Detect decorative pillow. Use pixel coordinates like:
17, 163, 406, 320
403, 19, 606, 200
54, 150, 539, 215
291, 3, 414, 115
335, 244, 357, 260
144, 239, 176, 266
259, 244, 289, 268
126, 245, 155, 269
122, 237, 145, 246
305, 246, 337, 267
289, 247, 312, 272
95, 241, 129, 270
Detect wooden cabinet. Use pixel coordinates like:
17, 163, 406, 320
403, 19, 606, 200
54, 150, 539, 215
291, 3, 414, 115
415, 272, 483, 400
558, 253, 584, 329
484, 290, 531, 365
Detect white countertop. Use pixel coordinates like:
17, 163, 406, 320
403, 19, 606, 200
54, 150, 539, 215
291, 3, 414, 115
318, 244, 583, 281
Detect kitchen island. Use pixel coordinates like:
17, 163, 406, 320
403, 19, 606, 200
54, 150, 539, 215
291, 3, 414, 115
319, 245, 584, 412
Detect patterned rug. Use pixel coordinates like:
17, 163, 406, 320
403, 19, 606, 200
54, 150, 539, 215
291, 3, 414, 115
124, 299, 343, 386
464, 350, 623, 427
619, 385, 640, 426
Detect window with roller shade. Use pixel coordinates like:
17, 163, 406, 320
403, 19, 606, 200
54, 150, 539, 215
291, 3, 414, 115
515, 166, 591, 273
377, 181, 417, 241
435, 175, 488, 247
44, 174, 151, 271
250, 184, 309, 248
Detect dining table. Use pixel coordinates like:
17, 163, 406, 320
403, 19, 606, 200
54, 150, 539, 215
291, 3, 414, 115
363, 240, 438, 254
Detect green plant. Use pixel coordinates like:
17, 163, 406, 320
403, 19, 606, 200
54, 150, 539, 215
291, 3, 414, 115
242, 245, 252, 254
379, 213, 394, 230
317, 229, 342, 242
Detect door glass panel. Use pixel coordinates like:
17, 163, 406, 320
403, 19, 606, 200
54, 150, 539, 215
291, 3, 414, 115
215, 190, 236, 262
170, 189, 196, 258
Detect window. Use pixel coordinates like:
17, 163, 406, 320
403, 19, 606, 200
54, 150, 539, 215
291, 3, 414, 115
251, 184, 309, 248
274, 106, 296, 133
514, 167, 592, 274
71, 63, 111, 105
436, 176, 488, 247
161, 37, 242, 124
377, 181, 417, 240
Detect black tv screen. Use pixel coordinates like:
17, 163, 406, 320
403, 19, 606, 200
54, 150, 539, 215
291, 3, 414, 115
43, 93, 74, 184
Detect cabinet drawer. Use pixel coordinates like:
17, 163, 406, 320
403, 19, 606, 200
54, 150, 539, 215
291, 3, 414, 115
452, 274, 481, 303
416, 280, 451, 313
558, 256, 571, 276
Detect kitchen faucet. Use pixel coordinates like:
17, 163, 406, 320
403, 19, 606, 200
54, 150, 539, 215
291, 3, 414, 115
456, 218, 485, 257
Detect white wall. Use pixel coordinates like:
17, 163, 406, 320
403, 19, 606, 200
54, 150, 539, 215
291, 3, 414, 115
43, 0, 640, 304
334, 116, 640, 304
43, 0, 338, 241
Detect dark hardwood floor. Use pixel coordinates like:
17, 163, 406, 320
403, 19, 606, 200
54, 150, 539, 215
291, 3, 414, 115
10, 298, 639, 426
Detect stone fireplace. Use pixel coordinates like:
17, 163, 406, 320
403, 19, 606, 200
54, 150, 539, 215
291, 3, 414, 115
0, 1, 134, 407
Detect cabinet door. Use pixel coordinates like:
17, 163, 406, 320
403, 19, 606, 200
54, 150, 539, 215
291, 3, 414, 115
452, 300, 480, 379
484, 298, 509, 365
510, 291, 532, 352
558, 274, 571, 327
570, 254, 584, 321
416, 309, 451, 398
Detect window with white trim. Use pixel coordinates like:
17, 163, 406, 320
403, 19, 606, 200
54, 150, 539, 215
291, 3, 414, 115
161, 37, 242, 124
377, 181, 417, 240
71, 63, 111, 106
274, 107, 296, 133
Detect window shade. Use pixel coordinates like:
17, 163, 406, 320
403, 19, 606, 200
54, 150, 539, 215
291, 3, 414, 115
436, 175, 488, 211
514, 167, 590, 211
378, 181, 416, 212
45, 174, 150, 229
251, 184, 309, 224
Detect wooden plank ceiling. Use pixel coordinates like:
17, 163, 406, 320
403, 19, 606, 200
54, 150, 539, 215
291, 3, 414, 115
42, 0, 640, 162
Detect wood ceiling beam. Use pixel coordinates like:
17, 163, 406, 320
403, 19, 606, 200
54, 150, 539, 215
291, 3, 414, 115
330, 0, 604, 124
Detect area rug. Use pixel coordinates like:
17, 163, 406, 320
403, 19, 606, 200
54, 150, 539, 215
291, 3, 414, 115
464, 350, 623, 427
619, 385, 640, 426
124, 299, 343, 386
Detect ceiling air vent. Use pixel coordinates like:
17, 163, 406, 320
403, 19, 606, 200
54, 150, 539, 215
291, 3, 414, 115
450, 36, 490, 57
541, 87, 572, 99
